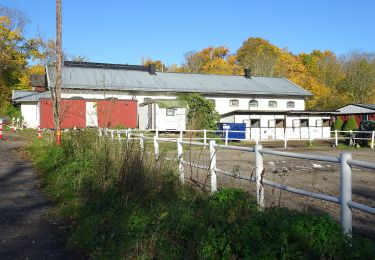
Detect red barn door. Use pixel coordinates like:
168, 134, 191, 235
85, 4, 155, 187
97, 100, 137, 128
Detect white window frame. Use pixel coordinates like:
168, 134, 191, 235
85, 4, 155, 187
249, 99, 258, 108
287, 101, 295, 108
268, 100, 277, 108
166, 108, 175, 116
229, 99, 239, 107
268, 119, 276, 128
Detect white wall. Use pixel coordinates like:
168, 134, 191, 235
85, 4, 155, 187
222, 114, 330, 140
21, 102, 39, 128
62, 91, 305, 116
204, 96, 305, 115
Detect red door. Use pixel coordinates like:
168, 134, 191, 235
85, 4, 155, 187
97, 100, 137, 128
40, 99, 86, 129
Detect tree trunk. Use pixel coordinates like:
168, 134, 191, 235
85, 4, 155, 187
54, 0, 62, 145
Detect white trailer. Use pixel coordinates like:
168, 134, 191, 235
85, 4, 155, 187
138, 99, 188, 131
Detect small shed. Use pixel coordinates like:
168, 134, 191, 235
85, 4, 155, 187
335, 104, 375, 125
138, 99, 188, 131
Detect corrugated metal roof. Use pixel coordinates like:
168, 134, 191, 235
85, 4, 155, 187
12, 90, 50, 102
47, 66, 312, 97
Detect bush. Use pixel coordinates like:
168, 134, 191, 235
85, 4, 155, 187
332, 117, 344, 131
177, 93, 219, 130
27, 131, 375, 259
343, 116, 358, 131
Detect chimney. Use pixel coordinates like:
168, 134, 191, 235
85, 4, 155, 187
148, 64, 156, 75
244, 68, 252, 78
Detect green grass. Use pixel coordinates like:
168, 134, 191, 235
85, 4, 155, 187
27, 130, 375, 259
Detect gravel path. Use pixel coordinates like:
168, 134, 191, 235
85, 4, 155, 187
0, 132, 81, 259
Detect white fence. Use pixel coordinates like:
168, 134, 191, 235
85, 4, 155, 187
100, 128, 375, 236
101, 128, 375, 149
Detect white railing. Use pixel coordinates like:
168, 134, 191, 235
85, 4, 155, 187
98, 128, 375, 236
100, 128, 375, 149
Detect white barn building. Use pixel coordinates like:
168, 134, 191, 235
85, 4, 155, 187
12, 61, 332, 138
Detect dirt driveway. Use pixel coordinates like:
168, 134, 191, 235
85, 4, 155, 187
163, 141, 375, 240
0, 132, 80, 259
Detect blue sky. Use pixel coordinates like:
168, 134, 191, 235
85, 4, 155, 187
3, 0, 375, 66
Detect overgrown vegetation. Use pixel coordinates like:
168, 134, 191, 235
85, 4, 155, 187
343, 115, 358, 131
332, 117, 344, 131
177, 93, 219, 130
27, 130, 375, 259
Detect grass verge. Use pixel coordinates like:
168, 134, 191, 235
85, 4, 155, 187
27, 130, 375, 259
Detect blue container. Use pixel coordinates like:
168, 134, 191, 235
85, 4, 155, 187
218, 123, 246, 140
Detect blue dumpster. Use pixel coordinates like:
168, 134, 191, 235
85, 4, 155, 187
218, 123, 246, 140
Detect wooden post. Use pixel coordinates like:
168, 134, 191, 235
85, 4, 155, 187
139, 133, 144, 156
209, 140, 217, 192
340, 152, 352, 236
153, 135, 159, 159
177, 138, 184, 183
254, 144, 264, 208
335, 130, 338, 147
371, 131, 374, 149
225, 129, 229, 146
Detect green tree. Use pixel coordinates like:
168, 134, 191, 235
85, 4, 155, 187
343, 116, 358, 131
177, 93, 219, 130
332, 117, 344, 131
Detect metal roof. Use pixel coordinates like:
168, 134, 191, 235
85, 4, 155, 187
47, 66, 312, 97
12, 90, 50, 102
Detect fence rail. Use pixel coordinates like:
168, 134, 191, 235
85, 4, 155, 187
99, 128, 375, 236
101, 127, 375, 149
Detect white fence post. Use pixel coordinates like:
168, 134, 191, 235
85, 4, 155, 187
156, 129, 159, 138
203, 129, 207, 147
111, 130, 114, 140
180, 130, 183, 139
335, 130, 338, 146
209, 140, 217, 192
283, 135, 287, 149
254, 144, 265, 208
139, 133, 144, 156
153, 135, 159, 159
177, 137, 184, 183
225, 129, 229, 146
98, 128, 102, 137
371, 131, 374, 149
340, 152, 352, 236
117, 130, 121, 141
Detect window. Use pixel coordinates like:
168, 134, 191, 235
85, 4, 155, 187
287, 101, 295, 108
250, 119, 260, 128
229, 99, 239, 107
166, 108, 175, 116
323, 119, 330, 127
276, 119, 285, 128
301, 119, 308, 127
268, 101, 277, 108
249, 99, 258, 108
144, 97, 151, 103
316, 119, 323, 127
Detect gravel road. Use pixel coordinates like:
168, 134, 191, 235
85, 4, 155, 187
0, 132, 81, 259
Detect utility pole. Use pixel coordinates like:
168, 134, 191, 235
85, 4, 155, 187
54, 0, 62, 145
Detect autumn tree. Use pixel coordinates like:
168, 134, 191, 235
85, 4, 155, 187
141, 57, 167, 71
236, 37, 280, 76
180, 46, 240, 75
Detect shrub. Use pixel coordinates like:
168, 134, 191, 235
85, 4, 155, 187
177, 93, 219, 130
332, 117, 344, 131
343, 116, 358, 131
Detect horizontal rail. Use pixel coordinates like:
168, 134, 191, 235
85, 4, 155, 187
259, 148, 340, 163
181, 160, 209, 170
348, 201, 375, 215
216, 144, 255, 152
215, 168, 255, 182
347, 159, 375, 170
180, 141, 209, 147
262, 179, 340, 203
